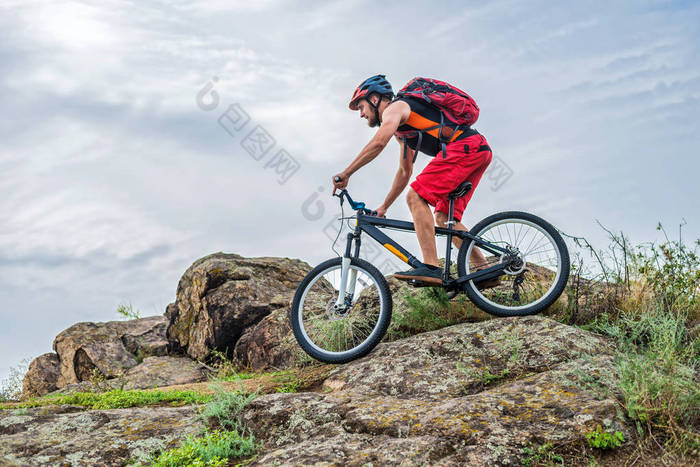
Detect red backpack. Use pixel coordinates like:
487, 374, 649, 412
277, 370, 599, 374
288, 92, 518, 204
395, 77, 480, 160
397, 77, 480, 127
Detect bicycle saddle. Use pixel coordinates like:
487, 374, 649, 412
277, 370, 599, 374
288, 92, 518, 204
448, 180, 472, 199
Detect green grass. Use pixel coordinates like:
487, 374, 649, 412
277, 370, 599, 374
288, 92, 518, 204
116, 302, 141, 320
563, 223, 700, 458
134, 387, 259, 466
144, 429, 256, 467
215, 372, 258, 382
456, 362, 510, 388
386, 287, 478, 340
199, 384, 257, 430
1, 388, 212, 410
586, 425, 625, 450
520, 442, 564, 466
589, 308, 699, 455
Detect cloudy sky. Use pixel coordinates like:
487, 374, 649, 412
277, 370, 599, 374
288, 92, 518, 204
1, 0, 699, 382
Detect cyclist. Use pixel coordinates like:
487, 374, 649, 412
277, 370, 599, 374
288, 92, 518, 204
332, 74, 498, 287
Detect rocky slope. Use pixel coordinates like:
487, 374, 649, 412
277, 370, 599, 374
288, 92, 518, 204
1, 252, 635, 466
238, 316, 627, 465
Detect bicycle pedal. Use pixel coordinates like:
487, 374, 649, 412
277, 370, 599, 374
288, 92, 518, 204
408, 279, 428, 288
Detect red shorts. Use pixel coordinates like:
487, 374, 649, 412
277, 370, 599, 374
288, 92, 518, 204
410, 134, 492, 222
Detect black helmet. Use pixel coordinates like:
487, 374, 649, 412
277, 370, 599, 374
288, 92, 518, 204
349, 74, 394, 110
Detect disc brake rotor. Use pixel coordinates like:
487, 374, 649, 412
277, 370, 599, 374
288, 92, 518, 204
326, 299, 350, 320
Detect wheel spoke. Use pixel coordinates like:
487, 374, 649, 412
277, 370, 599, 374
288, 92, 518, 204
462, 216, 566, 312
294, 262, 387, 358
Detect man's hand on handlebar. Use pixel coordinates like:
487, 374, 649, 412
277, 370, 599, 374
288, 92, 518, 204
373, 205, 387, 218
332, 172, 349, 195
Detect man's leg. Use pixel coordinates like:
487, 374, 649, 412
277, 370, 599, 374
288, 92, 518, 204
406, 189, 439, 267
434, 212, 488, 266
435, 211, 501, 290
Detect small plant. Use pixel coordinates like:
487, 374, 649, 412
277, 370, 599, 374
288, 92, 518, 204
88, 367, 112, 391
276, 376, 302, 393
0, 359, 29, 402
147, 429, 256, 467
117, 302, 141, 320
208, 349, 239, 381
520, 442, 564, 466
387, 286, 476, 340
585, 425, 625, 450
199, 384, 257, 430
636, 224, 700, 315
456, 362, 510, 388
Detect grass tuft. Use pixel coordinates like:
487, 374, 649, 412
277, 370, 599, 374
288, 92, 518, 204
145, 429, 256, 467
2, 388, 212, 410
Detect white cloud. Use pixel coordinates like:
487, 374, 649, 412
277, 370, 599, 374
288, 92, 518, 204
1, 0, 699, 382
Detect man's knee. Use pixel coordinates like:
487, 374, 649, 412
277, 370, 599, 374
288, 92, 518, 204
406, 189, 422, 207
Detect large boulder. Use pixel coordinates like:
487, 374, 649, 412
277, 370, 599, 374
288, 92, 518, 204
0, 404, 204, 466
166, 253, 311, 361
51, 316, 169, 388
233, 309, 302, 371
21, 353, 60, 399
54, 356, 212, 394
237, 316, 632, 465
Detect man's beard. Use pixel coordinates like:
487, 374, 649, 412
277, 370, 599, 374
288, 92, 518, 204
368, 116, 380, 127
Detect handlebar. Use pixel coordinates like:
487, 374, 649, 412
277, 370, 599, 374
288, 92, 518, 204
333, 186, 377, 216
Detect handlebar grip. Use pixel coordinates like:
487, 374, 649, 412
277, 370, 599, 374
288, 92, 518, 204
334, 175, 342, 182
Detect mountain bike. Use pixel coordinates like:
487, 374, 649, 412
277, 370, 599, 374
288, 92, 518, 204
290, 180, 570, 364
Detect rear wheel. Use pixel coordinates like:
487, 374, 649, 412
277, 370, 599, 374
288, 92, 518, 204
457, 211, 569, 317
290, 257, 392, 364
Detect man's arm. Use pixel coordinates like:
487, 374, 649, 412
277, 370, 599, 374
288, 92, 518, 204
374, 136, 415, 217
332, 100, 410, 193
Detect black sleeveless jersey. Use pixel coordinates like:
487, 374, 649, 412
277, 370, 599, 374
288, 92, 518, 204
393, 96, 478, 157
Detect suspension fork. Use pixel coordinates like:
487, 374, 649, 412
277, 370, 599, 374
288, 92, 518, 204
335, 227, 362, 307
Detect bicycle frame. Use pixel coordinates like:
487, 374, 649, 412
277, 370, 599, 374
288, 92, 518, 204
333, 190, 516, 300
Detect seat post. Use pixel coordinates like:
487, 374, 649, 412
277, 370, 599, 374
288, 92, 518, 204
443, 199, 456, 281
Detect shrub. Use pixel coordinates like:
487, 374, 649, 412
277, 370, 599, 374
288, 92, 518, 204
116, 302, 141, 320
199, 384, 257, 430
387, 287, 478, 340
0, 360, 29, 402
561, 221, 700, 458
592, 307, 699, 451
586, 425, 625, 450
148, 430, 256, 467
520, 442, 564, 466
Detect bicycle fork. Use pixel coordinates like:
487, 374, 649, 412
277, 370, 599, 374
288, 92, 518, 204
335, 231, 361, 308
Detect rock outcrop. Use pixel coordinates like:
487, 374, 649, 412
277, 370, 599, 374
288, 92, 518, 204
5, 312, 637, 465
54, 356, 212, 394
236, 316, 630, 465
52, 316, 169, 389
21, 353, 60, 399
233, 308, 297, 370
166, 253, 311, 362
7, 252, 647, 465
20, 316, 204, 399
0, 404, 204, 466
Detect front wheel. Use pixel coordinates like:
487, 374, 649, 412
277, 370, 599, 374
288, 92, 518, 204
457, 211, 570, 317
290, 257, 392, 364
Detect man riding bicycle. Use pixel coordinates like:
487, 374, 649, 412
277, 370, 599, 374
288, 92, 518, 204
332, 74, 498, 287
